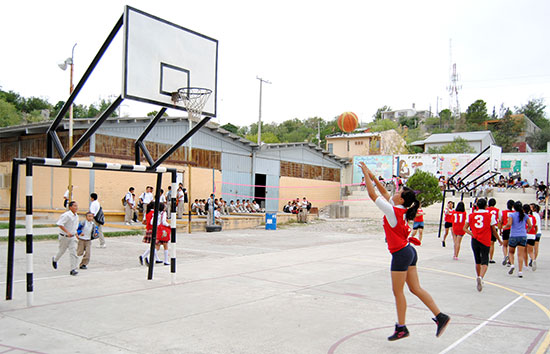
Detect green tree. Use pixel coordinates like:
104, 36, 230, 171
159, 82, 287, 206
465, 99, 489, 129
246, 131, 280, 144
526, 127, 550, 151
406, 170, 442, 207
146, 110, 169, 117
373, 105, 392, 121
367, 118, 398, 132
489, 112, 524, 152
427, 137, 475, 154
399, 115, 418, 128
515, 98, 548, 129
221, 122, 239, 134
0, 99, 22, 127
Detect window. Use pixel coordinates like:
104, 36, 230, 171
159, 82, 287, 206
328, 143, 333, 153
0, 174, 11, 189
347, 141, 350, 151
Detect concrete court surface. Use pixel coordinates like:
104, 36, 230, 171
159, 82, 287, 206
0, 219, 549, 354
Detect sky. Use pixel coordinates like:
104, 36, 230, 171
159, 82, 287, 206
1, 0, 550, 128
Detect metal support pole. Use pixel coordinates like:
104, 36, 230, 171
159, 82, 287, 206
25, 159, 34, 306
437, 190, 447, 239
147, 173, 163, 280
170, 171, 177, 284
6, 159, 20, 300
188, 164, 192, 234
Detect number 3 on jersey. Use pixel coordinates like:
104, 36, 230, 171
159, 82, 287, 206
474, 215, 484, 228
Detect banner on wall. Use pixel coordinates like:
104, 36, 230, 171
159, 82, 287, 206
396, 154, 488, 179
353, 156, 393, 183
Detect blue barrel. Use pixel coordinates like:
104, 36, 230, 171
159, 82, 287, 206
265, 213, 277, 230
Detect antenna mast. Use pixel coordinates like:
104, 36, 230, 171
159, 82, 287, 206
447, 39, 462, 119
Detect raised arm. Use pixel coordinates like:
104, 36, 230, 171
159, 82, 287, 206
358, 162, 379, 202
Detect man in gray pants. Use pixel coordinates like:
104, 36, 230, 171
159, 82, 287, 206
89, 193, 105, 248
52, 201, 80, 276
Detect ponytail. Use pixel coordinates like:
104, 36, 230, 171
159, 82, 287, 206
401, 187, 419, 221
513, 201, 525, 221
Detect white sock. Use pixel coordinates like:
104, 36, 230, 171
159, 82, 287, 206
164, 250, 169, 263
141, 249, 150, 259
154, 250, 160, 261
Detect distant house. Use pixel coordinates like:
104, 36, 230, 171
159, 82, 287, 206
325, 129, 407, 159
410, 130, 495, 153
483, 114, 540, 152
381, 104, 432, 123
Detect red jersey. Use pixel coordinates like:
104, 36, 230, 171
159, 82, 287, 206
383, 206, 411, 254
145, 211, 154, 231
468, 211, 494, 247
452, 211, 467, 236
527, 215, 536, 234
444, 207, 453, 223
501, 210, 513, 230
487, 207, 499, 223
414, 208, 424, 222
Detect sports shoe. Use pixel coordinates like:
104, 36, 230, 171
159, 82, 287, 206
502, 256, 509, 266
529, 259, 533, 267
508, 266, 515, 275
164, 262, 170, 266
489, 260, 496, 264
387, 324, 409, 341
155, 260, 163, 264
70, 270, 78, 276
532, 260, 537, 271
125, 222, 131, 226
433, 313, 450, 337
51, 257, 57, 270
139, 256, 144, 266
79, 265, 87, 270
476, 277, 483, 292
442, 241, 446, 247
99, 244, 107, 249
453, 256, 458, 260
144, 257, 149, 266
518, 272, 523, 278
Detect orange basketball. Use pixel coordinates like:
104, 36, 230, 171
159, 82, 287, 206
337, 112, 358, 133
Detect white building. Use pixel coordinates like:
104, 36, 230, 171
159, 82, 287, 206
410, 130, 495, 153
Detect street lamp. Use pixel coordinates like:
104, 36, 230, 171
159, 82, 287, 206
58, 43, 77, 203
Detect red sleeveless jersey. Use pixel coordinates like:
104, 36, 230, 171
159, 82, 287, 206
527, 215, 536, 234
452, 211, 467, 236
468, 211, 493, 247
487, 207, 499, 222
501, 210, 512, 230
444, 208, 453, 222
414, 208, 424, 222
383, 206, 411, 254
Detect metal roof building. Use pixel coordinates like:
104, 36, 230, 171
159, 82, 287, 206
410, 130, 495, 153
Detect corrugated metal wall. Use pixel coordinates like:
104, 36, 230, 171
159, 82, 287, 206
221, 152, 253, 204
255, 158, 280, 211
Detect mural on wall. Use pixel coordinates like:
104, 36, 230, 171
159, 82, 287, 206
500, 160, 522, 176
396, 154, 489, 179
353, 155, 393, 183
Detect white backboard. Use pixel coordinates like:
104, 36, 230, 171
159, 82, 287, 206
122, 6, 218, 116
489, 145, 502, 173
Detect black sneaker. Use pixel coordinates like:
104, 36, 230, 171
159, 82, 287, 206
508, 266, 515, 275
52, 257, 57, 270
433, 313, 450, 337
155, 260, 163, 264
70, 270, 78, 276
388, 324, 409, 341
529, 259, 533, 267
442, 241, 446, 247
139, 255, 144, 266
502, 256, 509, 266
489, 260, 496, 264
79, 265, 87, 270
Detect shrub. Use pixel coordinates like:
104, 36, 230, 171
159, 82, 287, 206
405, 170, 442, 207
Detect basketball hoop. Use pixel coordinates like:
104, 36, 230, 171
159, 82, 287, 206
171, 87, 212, 119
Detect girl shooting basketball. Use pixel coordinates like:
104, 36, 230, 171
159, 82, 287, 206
358, 162, 450, 341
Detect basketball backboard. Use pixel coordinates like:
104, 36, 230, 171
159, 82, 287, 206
489, 145, 502, 173
122, 6, 218, 116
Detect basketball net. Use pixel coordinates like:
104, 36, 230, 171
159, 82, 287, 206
172, 87, 212, 120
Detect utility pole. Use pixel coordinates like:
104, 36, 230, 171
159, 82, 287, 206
256, 76, 271, 146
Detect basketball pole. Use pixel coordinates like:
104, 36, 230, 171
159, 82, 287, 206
256, 76, 271, 145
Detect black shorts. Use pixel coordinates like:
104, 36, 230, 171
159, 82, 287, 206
527, 239, 536, 246
471, 238, 490, 265
445, 222, 452, 229
536, 234, 541, 242
491, 234, 497, 242
502, 229, 510, 241
391, 244, 418, 271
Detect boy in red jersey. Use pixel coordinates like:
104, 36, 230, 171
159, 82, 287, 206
451, 202, 467, 260
359, 162, 450, 341
464, 198, 500, 292
499, 200, 515, 266
486, 198, 501, 264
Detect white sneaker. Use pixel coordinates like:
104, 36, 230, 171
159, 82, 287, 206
532, 260, 537, 271
125, 222, 131, 225
476, 277, 483, 292
99, 244, 107, 248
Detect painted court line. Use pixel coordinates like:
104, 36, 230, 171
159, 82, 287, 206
438, 294, 524, 354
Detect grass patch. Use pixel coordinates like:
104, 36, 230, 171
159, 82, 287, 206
0, 230, 143, 242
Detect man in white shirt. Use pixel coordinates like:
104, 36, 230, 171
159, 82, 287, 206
52, 201, 80, 276
124, 187, 135, 225
177, 187, 186, 219
139, 186, 154, 220
89, 193, 106, 248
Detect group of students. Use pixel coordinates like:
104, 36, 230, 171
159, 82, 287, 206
441, 198, 542, 279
